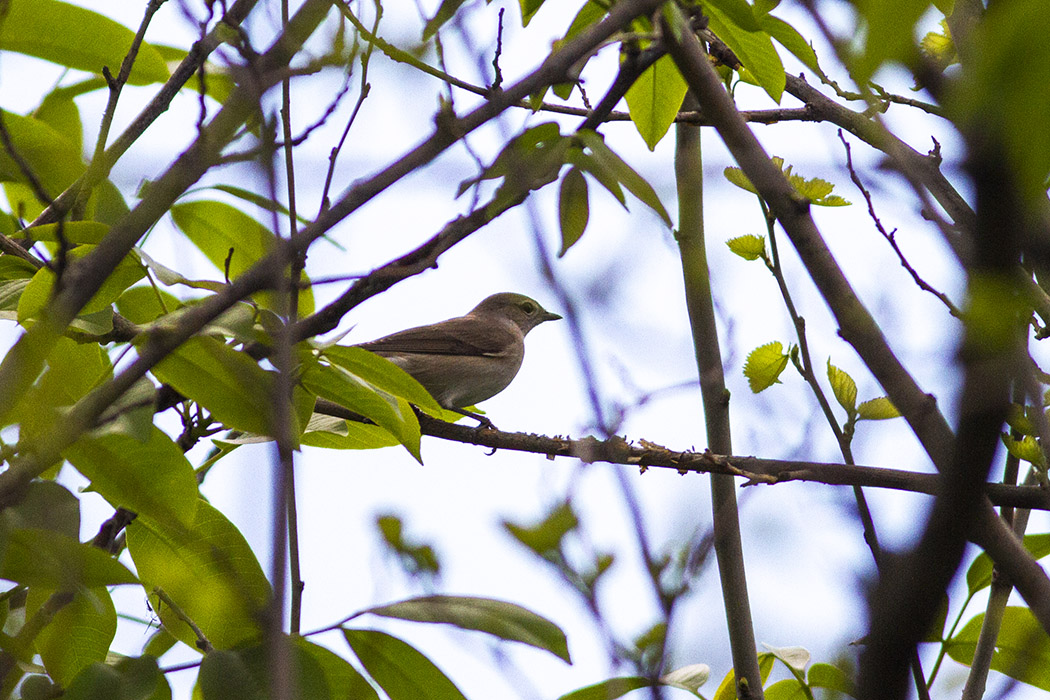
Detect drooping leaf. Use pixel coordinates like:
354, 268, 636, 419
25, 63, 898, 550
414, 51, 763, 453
624, 53, 688, 150
703, 2, 785, 102
744, 341, 790, 393
343, 628, 469, 700
807, 662, 856, 697
127, 499, 271, 650
558, 166, 589, 256
576, 130, 671, 225
366, 595, 571, 662
661, 664, 711, 694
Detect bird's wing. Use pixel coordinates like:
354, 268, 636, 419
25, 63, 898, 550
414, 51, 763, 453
356, 318, 514, 356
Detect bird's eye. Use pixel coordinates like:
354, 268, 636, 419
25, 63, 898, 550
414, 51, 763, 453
520, 301, 536, 314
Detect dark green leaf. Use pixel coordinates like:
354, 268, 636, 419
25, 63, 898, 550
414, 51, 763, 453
324, 345, 443, 413
703, 3, 785, 102
62, 663, 123, 700
343, 628, 468, 700
503, 501, 578, 555
558, 166, 589, 256
576, 130, 671, 225
199, 649, 263, 700
0, 480, 79, 538
366, 595, 570, 662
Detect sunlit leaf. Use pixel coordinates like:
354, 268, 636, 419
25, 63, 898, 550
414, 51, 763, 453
726, 234, 767, 261
744, 341, 790, 393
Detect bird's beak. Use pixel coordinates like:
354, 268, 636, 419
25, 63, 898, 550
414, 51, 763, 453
543, 311, 563, 322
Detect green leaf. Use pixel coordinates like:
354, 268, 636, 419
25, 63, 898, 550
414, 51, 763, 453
764, 678, 808, 700
324, 345, 443, 413
300, 414, 400, 451
302, 360, 422, 462
0, 0, 169, 85
209, 185, 313, 226
857, 396, 901, 420
807, 662, 856, 697
152, 336, 279, 438
575, 130, 671, 225
703, 0, 760, 31
743, 341, 790, 393
23, 221, 109, 245
116, 285, 180, 324
827, 360, 858, 413
849, 0, 931, 82
127, 499, 271, 650
503, 501, 578, 555
624, 53, 688, 150
366, 595, 571, 663
558, 677, 654, 700
62, 663, 122, 700
558, 166, 589, 256
0, 480, 79, 538
154, 45, 235, 106
295, 637, 379, 700
17, 244, 144, 321
760, 15, 821, 75
64, 427, 200, 533
1000, 433, 1046, 467
947, 607, 1050, 690
35, 83, 84, 156
726, 234, 767, 261
0, 528, 137, 587
170, 200, 313, 316
423, 0, 468, 40
724, 165, 759, 194
518, 0, 547, 26
199, 649, 263, 700
343, 628, 469, 700
29, 587, 116, 686
1005, 403, 1036, 436
703, 2, 785, 102
967, 534, 1050, 596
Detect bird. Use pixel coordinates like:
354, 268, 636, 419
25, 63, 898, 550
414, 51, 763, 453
356, 292, 562, 427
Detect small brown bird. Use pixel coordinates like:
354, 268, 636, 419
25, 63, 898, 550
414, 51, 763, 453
356, 293, 561, 425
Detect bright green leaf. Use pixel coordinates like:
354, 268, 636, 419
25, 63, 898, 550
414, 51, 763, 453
23, 222, 108, 245
744, 341, 790, 393
808, 662, 856, 696
625, 53, 688, 150
857, 396, 901, 420
128, 499, 271, 650
30, 587, 116, 686
1001, 433, 1046, 467
827, 360, 858, 413
726, 234, 767, 261
301, 414, 400, 451
152, 336, 278, 437
703, 2, 785, 102
761, 15, 821, 75
966, 534, 1050, 595
764, 678, 808, 700
366, 595, 571, 663
323, 345, 443, 414
947, 607, 1050, 690
0, 0, 169, 84
64, 427, 200, 533
0, 528, 137, 587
